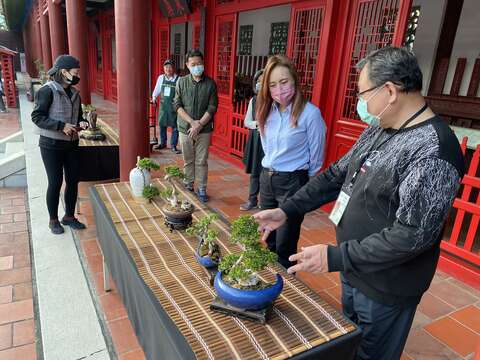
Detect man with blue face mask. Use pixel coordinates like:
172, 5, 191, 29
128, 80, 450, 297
174, 49, 218, 203
254, 47, 465, 359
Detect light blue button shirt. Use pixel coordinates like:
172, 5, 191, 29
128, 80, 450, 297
261, 102, 326, 177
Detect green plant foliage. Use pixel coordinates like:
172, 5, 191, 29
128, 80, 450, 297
159, 188, 173, 200
186, 213, 219, 239
219, 215, 278, 286
142, 185, 159, 202
137, 158, 160, 171
82, 104, 97, 112
164, 165, 185, 179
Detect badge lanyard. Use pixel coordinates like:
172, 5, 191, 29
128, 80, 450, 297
329, 103, 428, 226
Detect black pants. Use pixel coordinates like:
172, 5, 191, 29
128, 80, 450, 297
40, 145, 80, 220
248, 173, 260, 204
341, 275, 416, 360
259, 169, 309, 268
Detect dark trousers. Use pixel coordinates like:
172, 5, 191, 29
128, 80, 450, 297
160, 125, 179, 148
40, 146, 80, 220
341, 275, 416, 360
259, 169, 309, 268
248, 173, 260, 204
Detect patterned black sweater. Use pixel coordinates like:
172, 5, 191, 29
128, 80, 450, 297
281, 116, 465, 306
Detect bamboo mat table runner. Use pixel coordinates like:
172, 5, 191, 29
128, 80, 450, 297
92, 179, 360, 360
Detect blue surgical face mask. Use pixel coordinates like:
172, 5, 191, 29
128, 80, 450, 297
190, 65, 204, 77
255, 82, 261, 94
356, 85, 389, 126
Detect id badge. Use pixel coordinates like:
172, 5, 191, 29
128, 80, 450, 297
163, 86, 171, 97
329, 190, 351, 226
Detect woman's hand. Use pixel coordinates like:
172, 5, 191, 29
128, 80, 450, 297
62, 123, 78, 136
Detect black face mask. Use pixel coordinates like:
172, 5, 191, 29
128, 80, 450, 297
64, 71, 80, 86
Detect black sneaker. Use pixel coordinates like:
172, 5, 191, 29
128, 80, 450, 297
154, 144, 166, 150
240, 201, 257, 211
184, 182, 194, 192
171, 147, 182, 154
61, 217, 87, 230
49, 220, 65, 235
196, 189, 209, 203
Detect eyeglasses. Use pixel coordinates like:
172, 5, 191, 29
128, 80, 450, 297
356, 85, 380, 99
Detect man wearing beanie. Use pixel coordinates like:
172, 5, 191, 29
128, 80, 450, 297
31, 55, 88, 234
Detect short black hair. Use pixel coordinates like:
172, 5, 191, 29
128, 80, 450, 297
356, 46, 423, 92
185, 49, 204, 63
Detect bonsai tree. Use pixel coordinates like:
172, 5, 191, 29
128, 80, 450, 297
137, 158, 160, 172
161, 165, 192, 211
34, 59, 48, 84
82, 104, 98, 128
186, 213, 220, 261
142, 184, 159, 202
219, 215, 277, 289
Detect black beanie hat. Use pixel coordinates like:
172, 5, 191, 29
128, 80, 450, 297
47, 55, 80, 76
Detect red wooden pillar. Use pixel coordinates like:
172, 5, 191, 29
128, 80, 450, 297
115, 0, 150, 180
39, 4, 53, 69
33, 7, 43, 73
48, 0, 67, 60
22, 14, 36, 76
65, 0, 91, 104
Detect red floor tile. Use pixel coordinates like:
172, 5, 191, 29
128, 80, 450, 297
450, 305, 480, 334
428, 281, 478, 309
404, 328, 461, 360
99, 292, 128, 322
0, 256, 14, 271
0, 215, 13, 225
0, 299, 33, 325
13, 283, 33, 301
0, 267, 31, 287
0, 323, 12, 351
417, 293, 455, 320
0, 342, 36, 360
118, 348, 146, 360
12, 319, 35, 347
81, 239, 102, 257
86, 253, 104, 274
13, 255, 31, 269
0, 286, 12, 304
0, 222, 28, 234
108, 318, 141, 355
425, 316, 479, 357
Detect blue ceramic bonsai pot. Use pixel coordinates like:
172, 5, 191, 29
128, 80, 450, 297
214, 271, 283, 310
195, 243, 219, 268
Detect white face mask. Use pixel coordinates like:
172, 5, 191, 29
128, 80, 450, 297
189, 65, 204, 77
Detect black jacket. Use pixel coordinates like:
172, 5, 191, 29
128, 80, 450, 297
281, 116, 465, 306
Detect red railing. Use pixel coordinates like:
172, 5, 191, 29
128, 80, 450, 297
441, 136, 480, 288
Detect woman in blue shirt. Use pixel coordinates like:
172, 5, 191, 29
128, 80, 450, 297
256, 55, 326, 268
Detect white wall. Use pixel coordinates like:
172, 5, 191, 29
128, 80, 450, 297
412, 0, 447, 94
443, 0, 480, 96
237, 5, 291, 56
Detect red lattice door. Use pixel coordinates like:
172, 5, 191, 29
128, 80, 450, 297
212, 14, 237, 151
287, 0, 329, 104
0, 54, 16, 108
326, 0, 412, 165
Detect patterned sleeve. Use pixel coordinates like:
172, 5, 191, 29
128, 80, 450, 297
329, 157, 461, 273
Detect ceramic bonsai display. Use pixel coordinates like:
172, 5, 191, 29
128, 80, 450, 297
129, 157, 160, 198
161, 165, 194, 230
79, 104, 106, 141
186, 213, 221, 268
214, 215, 283, 310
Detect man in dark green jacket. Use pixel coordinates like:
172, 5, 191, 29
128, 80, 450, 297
174, 49, 218, 203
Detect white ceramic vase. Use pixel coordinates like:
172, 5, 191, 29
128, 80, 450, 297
129, 166, 151, 198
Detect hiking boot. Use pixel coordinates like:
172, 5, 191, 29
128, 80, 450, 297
196, 188, 209, 203
61, 217, 87, 230
49, 220, 64, 235
154, 144, 166, 150
240, 201, 257, 211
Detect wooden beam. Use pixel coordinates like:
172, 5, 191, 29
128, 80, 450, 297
426, 95, 480, 120
428, 0, 464, 95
